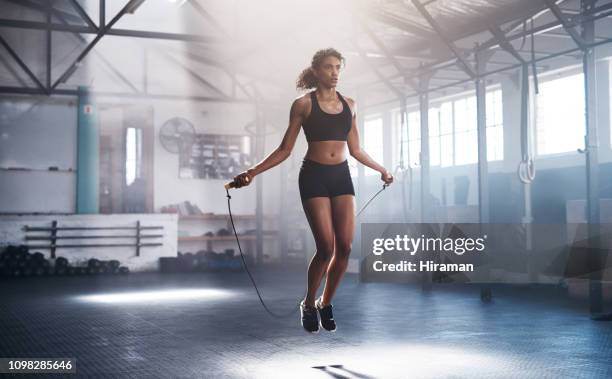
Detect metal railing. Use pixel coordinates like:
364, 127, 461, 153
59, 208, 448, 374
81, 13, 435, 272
24, 220, 164, 258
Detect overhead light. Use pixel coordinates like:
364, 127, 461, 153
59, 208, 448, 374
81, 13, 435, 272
126, 0, 147, 14
75, 288, 236, 304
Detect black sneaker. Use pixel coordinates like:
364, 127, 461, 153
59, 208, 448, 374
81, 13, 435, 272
316, 298, 336, 332
300, 301, 319, 333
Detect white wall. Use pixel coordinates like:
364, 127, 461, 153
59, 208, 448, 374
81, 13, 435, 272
152, 99, 257, 214
0, 95, 77, 213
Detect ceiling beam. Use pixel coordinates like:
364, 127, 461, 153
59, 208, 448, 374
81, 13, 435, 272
0, 19, 220, 44
68, 0, 98, 31
0, 85, 254, 103
410, 0, 476, 78
4, 0, 83, 23
359, 0, 612, 90
0, 35, 47, 92
369, 9, 435, 40
544, 0, 588, 49
488, 25, 525, 63
51, 0, 146, 89
0, 52, 29, 87
356, 17, 418, 91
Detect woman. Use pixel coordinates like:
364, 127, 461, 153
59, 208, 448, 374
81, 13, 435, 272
233, 48, 393, 333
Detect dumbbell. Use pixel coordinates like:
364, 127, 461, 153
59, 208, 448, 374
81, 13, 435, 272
98, 261, 111, 274
109, 260, 120, 270
55, 257, 69, 268
88, 258, 101, 269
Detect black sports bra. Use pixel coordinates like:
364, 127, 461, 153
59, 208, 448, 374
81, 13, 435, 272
302, 91, 352, 142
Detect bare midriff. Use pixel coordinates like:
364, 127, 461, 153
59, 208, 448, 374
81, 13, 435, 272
304, 140, 348, 164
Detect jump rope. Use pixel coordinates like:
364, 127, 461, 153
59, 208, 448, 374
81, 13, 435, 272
225, 180, 389, 318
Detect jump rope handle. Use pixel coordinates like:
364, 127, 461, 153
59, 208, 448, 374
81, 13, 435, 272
224, 176, 251, 190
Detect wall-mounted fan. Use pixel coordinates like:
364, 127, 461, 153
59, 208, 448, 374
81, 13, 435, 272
159, 117, 196, 154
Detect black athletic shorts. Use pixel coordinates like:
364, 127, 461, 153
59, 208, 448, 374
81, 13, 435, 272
298, 159, 355, 202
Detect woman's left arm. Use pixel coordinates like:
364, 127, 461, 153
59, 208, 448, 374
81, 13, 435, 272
346, 98, 393, 184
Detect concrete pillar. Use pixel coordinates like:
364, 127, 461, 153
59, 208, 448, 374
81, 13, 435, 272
76, 86, 99, 214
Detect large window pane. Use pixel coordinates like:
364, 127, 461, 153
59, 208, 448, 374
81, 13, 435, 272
454, 98, 468, 132
486, 88, 504, 161
429, 108, 440, 136
408, 111, 421, 140
439, 101, 453, 167
486, 126, 503, 161
455, 130, 478, 165
486, 89, 503, 126
454, 95, 477, 165
466, 96, 477, 129
125, 127, 142, 186
394, 110, 421, 168
535, 73, 585, 155
440, 101, 453, 135
393, 110, 410, 169
429, 135, 441, 167
394, 87, 503, 169
440, 134, 453, 167
409, 139, 421, 167
429, 108, 440, 166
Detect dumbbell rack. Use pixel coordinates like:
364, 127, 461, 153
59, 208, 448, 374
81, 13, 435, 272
23, 220, 164, 258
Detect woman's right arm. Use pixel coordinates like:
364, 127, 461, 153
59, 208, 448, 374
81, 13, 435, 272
232, 97, 306, 187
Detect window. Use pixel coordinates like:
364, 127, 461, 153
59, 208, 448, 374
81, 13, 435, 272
125, 127, 143, 186
428, 108, 441, 167
486, 88, 504, 161
393, 110, 407, 168
407, 111, 421, 168
393, 110, 420, 168
535, 72, 585, 156
454, 95, 478, 165
439, 102, 454, 167
363, 117, 384, 176
393, 87, 503, 168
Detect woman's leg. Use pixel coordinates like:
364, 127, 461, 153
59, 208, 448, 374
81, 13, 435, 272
321, 194, 355, 305
302, 197, 335, 307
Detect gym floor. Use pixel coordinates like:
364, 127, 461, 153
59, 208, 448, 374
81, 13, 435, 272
1, 269, 610, 378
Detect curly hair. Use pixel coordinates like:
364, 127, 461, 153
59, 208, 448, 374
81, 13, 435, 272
296, 48, 345, 90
